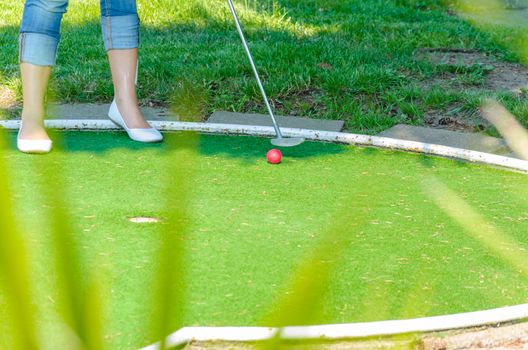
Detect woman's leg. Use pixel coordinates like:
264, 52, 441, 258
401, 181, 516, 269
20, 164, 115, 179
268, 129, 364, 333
19, 0, 68, 141
107, 49, 150, 128
19, 64, 52, 140
101, 0, 150, 129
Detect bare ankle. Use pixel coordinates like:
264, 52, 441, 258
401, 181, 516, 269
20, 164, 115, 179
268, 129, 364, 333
21, 117, 45, 126
19, 111, 48, 136
21, 109, 45, 124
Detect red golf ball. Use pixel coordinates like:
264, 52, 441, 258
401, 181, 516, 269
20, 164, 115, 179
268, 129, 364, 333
266, 149, 282, 164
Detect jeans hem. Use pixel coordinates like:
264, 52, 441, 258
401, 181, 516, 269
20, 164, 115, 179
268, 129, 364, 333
101, 14, 139, 52
19, 32, 59, 67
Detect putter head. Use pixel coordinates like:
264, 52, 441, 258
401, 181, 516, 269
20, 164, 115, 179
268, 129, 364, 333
271, 137, 305, 147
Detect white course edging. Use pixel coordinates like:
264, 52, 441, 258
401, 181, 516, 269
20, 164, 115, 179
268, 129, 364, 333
2, 119, 527, 346
140, 304, 528, 350
1, 119, 527, 172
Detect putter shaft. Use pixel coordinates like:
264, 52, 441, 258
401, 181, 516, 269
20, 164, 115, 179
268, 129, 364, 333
226, 0, 283, 139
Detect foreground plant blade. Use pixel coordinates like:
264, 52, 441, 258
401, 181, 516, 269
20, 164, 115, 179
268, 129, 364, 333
37, 132, 103, 350
152, 132, 199, 350
83, 276, 104, 350
0, 131, 39, 350
481, 99, 528, 160
424, 177, 528, 277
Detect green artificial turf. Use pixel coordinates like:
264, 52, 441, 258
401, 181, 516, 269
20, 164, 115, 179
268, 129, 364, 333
1, 0, 528, 132
0, 131, 527, 349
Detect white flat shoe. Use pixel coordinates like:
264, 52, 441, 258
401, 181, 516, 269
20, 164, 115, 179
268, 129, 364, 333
108, 100, 163, 143
17, 125, 53, 154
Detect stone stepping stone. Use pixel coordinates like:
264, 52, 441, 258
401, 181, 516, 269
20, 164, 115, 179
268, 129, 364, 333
460, 6, 528, 28
44, 103, 178, 121
206, 111, 345, 132
416, 49, 528, 94
378, 124, 513, 157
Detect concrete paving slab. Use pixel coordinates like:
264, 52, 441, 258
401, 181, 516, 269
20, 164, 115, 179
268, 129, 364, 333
44, 103, 179, 121
460, 7, 528, 29
378, 124, 515, 156
206, 111, 344, 132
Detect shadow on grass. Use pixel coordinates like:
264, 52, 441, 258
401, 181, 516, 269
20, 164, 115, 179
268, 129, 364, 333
197, 133, 347, 161
0, 4, 326, 107
0, 130, 347, 160
0, 0, 421, 126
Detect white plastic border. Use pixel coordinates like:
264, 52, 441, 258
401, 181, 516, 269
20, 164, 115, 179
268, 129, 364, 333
2, 119, 528, 347
139, 304, 528, 350
1, 119, 528, 172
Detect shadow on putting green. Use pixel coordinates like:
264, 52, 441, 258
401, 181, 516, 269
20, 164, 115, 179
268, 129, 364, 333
2, 130, 348, 161
197, 133, 347, 162
1, 130, 165, 154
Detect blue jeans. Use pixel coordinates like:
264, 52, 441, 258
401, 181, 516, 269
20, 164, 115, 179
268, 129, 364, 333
19, 0, 139, 66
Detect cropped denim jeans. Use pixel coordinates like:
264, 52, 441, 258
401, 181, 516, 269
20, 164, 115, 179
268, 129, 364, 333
19, 0, 139, 66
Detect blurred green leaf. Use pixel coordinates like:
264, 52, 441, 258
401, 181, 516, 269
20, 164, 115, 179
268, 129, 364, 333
0, 130, 39, 350
36, 133, 103, 349
152, 132, 199, 349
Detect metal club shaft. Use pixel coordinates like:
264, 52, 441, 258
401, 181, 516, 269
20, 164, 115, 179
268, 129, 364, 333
226, 0, 284, 139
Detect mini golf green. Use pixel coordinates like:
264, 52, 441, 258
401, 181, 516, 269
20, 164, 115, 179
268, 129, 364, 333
1, 131, 528, 349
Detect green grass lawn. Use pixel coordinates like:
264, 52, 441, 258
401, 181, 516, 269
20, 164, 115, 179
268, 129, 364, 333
1, 131, 527, 349
0, 0, 527, 133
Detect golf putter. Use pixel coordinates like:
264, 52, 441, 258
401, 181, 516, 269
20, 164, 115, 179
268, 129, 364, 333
227, 0, 305, 147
